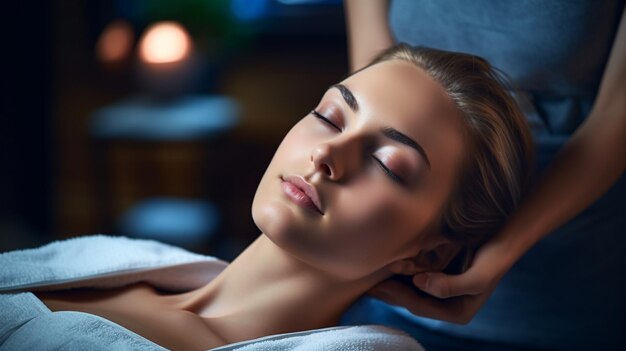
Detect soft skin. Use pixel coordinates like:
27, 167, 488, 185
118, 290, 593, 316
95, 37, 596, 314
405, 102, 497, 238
253, 59, 465, 281
38, 60, 467, 350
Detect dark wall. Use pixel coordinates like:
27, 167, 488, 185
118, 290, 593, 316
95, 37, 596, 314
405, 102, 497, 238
1, 2, 53, 250
0, 0, 348, 256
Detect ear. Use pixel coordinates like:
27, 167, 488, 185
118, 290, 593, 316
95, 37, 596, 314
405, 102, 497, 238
387, 235, 461, 275
413, 239, 461, 272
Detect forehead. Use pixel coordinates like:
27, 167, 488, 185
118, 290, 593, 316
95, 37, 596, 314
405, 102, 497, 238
340, 60, 465, 174
341, 60, 455, 126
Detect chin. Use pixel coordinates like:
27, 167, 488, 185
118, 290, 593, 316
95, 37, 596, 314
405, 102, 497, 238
252, 189, 293, 238
252, 194, 313, 256
252, 167, 292, 236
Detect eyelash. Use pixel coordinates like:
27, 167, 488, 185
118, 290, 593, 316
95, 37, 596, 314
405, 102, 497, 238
311, 109, 404, 185
312, 110, 341, 132
372, 156, 404, 184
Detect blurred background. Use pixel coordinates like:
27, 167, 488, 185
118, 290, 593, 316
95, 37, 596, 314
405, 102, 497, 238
1, 0, 348, 260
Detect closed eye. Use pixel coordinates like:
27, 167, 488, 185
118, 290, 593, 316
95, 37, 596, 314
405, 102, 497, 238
312, 110, 341, 132
372, 156, 404, 185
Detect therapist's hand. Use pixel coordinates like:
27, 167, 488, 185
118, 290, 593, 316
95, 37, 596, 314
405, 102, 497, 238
368, 238, 515, 324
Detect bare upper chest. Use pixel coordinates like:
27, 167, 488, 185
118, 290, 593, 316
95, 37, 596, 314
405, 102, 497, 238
35, 283, 226, 351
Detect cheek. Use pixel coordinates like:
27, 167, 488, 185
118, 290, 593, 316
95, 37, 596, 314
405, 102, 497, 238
322, 182, 429, 277
273, 126, 310, 165
251, 120, 322, 246
252, 117, 328, 227
255, 120, 313, 189
264, 119, 321, 175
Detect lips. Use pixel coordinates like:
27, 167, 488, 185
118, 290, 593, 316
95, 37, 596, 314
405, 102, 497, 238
280, 175, 324, 215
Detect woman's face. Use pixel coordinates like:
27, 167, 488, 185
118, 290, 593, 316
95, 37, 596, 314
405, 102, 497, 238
252, 60, 465, 280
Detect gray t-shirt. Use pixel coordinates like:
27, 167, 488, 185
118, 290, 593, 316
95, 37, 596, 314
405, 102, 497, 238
390, 0, 624, 138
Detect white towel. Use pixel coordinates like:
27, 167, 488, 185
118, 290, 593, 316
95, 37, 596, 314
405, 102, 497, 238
0, 235, 424, 350
214, 325, 423, 351
0, 234, 227, 293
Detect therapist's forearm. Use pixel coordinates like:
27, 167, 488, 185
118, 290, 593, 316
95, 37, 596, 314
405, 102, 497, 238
494, 108, 626, 267
344, 0, 394, 72
495, 7, 626, 265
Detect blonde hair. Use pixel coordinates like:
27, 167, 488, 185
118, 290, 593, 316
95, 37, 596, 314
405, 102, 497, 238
368, 44, 534, 273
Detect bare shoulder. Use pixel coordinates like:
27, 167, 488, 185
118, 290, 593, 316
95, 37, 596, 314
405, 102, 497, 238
36, 283, 228, 351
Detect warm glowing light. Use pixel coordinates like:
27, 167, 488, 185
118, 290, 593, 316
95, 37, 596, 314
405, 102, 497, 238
96, 20, 134, 63
139, 22, 192, 64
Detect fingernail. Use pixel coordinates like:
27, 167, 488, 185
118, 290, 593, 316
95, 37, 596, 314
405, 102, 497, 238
413, 274, 428, 289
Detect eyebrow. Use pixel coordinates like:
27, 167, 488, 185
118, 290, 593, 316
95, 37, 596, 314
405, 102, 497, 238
381, 127, 431, 168
332, 84, 359, 112
331, 84, 431, 169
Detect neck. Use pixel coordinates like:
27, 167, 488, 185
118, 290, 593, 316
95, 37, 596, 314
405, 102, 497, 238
176, 234, 383, 343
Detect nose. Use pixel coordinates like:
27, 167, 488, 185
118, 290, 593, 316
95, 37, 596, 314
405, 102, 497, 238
311, 143, 339, 179
310, 136, 360, 181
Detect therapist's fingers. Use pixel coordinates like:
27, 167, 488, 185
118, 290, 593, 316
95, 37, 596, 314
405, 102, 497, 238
412, 239, 512, 299
411, 269, 488, 299
367, 279, 479, 324
368, 239, 512, 323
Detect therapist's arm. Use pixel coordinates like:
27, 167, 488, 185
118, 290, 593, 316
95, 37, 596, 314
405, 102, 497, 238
344, 0, 394, 72
369, 7, 626, 324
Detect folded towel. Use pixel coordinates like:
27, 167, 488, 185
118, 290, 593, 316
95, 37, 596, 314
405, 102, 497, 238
1, 293, 167, 351
214, 325, 423, 351
0, 235, 424, 350
0, 234, 227, 293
